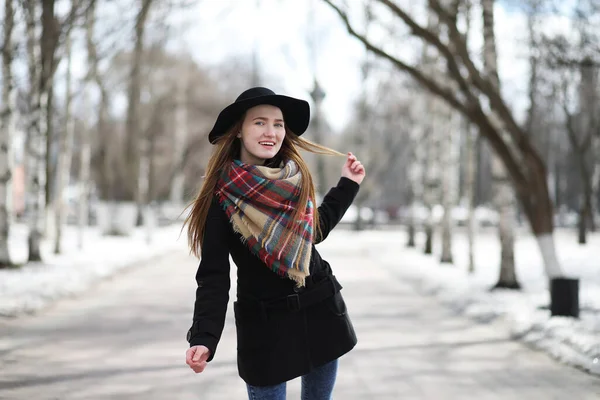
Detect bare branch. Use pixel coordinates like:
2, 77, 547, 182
324, 0, 529, 189
324, 0, 469, 115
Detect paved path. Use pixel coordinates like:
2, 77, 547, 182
0, 232, 599, 399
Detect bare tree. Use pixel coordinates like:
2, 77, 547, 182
53, 0, 79, 254
0, 0, 16, 267
125, 0, 154, 223
481, 0, 519, 289
561, 66, 597, 244
323, 0, 564, 279
169, 57, 190, 205
77, 1, 96, 247
465, 121, 477, 273
23, 0, 45, 261
461, 0, 476, 273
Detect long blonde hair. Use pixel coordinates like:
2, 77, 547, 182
184, 117, 344, 258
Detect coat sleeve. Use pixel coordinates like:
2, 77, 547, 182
315, 177, 360, 244
186, 198, 231, 362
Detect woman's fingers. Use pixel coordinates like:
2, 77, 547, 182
192, 361, 208, 373
186, 346, 210, 373
351, 160, 363, 171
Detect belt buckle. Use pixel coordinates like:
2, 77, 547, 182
286, 294, 301, 311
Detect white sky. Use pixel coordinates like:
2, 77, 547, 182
163, 0, 366, 132
159, 0, 576, 132
10, 0, 578, 136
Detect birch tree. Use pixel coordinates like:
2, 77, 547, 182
465, 121, 477, 273
461, 0, 476, 273
422, 95, 440, 255
24, 0, 45, 261
125, 0, 154, 223
324, 0, 565, 280
439, 106, 455, 263
0, 0, 16, 267
53, 0, 78, 254
406, 104, 424, 248
482, 0, 519, 289
169, 58, 189, 206
77, 1, 97, 248
419, 13, 440, 255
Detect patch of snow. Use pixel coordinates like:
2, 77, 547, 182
0, 222, 186, 317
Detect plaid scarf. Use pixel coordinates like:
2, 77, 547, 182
216, 159, 314, 287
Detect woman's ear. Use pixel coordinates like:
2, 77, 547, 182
236, 132, 242, 138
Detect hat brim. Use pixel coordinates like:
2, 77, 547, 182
208, 94, 310, 144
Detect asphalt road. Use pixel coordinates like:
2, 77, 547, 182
1, 233, 599, 399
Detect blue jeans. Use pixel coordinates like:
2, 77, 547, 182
246, 359, 338, 400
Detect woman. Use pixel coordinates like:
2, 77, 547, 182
184, 87, 365, 400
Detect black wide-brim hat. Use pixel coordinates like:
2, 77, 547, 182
208, 87, 310, 144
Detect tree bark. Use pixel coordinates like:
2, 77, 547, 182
53, 13, 76, 255
440, 109, 454, 264
0, 0, 15, 267
482, 0, 519, 289
126, 0, 153, 215
41, 0, 60, 240
575, 155, 593, 244
77, 2, 97, 248
422, 98, 436, 255
170, 59, 189, 205
592, 159, 600, 232
465, 121, 476, 273
24, 1, 45, 262
563, 80, 594, 244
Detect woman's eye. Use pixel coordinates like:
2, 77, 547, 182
275, 123, 284, 128
255, 121, 264, 126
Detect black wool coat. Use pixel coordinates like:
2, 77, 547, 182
187, 177, 360, 387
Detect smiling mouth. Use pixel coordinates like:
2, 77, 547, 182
259, 141, 275, 147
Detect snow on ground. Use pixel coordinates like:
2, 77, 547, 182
0, 222, 186, 317
326, 226, 600, 377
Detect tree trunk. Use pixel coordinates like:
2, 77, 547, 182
575, 156, 593, 244
465, 121, 476, 274
77, 87, 91, 249
482, 0, 519, 289
84, 1, 111, 202
460, 0, 475, 274
53, 16, 76, 255
41, 0, 59, 240
44, 81, 55, 238
591, 161, 599, 232
170, 60, 189, 205
0, 0, 15, 267
406, 189, 416, 248
407, 118, 422, 248
126, 0, 153, 214
407, 222, 416, 247
25, 1, 45, 262
439, 109, 454, 264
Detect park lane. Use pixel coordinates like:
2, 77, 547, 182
1, 233, 599, 399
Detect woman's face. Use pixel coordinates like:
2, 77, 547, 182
238, 104, 285, 165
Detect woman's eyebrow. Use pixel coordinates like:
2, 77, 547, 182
253, 116, 284, 122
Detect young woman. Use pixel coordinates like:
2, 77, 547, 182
184, 87, 365, 400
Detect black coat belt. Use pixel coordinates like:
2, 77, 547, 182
241, 275, 343, 314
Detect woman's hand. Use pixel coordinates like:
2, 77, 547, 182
341, 152, 366, 185
186, 345, 211, 373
